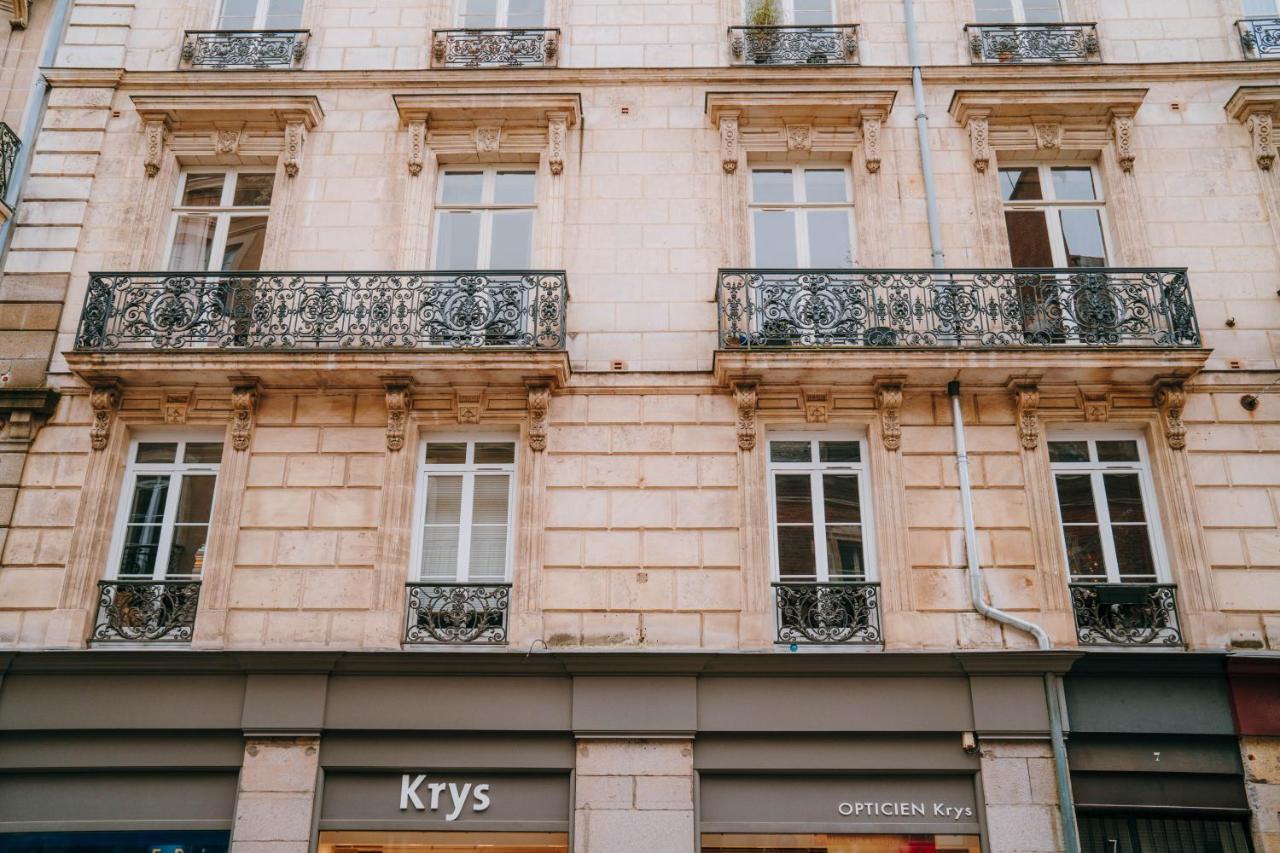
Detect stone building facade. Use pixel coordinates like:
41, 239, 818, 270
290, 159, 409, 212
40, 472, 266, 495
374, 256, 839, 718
0, 0, 1279, 852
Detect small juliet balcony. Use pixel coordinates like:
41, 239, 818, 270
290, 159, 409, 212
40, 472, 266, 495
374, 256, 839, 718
0, 121, 18, 224
1238, 17, 1280, 59
180, 29, 309, 69
1069, 583, 1183, 647
714, 268, 1209, 388
965, 22, 1100, 64
774, 581, 881, 646
92, 578, 202, 644
66, 270, 570, 388
404, 582, 511, 645
728, 24, 859, 65
431, 28, 560, 68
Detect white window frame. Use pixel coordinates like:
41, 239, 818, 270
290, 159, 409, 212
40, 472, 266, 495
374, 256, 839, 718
974, 0, 1064, 24
431, 166, 538, 271
765, 430, 875, 583
217, 0, 303, 30
748, 165, 857, 268
409, 432, 519, 584
456, 0, 546, 28
106, 432, 224, 581
1046, 430, 1170, 584
1000, 163, 1112, 268
743, 0, 836, 25
163, 167, 275, 272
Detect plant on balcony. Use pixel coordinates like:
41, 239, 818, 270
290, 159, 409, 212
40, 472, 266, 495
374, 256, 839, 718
744, 0, 783, 62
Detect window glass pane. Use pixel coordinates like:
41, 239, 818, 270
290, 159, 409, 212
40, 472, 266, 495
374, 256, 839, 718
774, 474, 813, 524
751, 170, 794, 203
137, 442, 178, 464
426, 442, 467, 464
776, 526, 816, 579
176, 475, 217, 524
218, 0, 258, 28
435, 211, 482, 268
440, 171, 485, 204
221, 216, 268, 271
232, 173, 275, 207
471, 474, 510, 524
1244, 0, 1278, 14
1050, 167, 1097, 201
169, 214, 217, 271
506, 0, 545, 27
468, 524, 508, 579
822, 474, 860, 524
806, 210, 854, 268
170, 524, 210, 576
792, 0, 834, 24
1063, 525, 1106, 579
1054, 473, 1097, 523
1004, 210, 1055, 268
1113, 526, 1157, 580
825, 526, 864, 578
1104, 473, 1147, 523
265, 0, 304, 28
1023, 0, 1063, 22
1059, 209, 1107, 267
128, 475, 171, 524
753, 209, 798, 267
184, 442, 224, 464
181, 173, 226, 207
489, 210, 534, 268
818, 441, 859, 463
1096, 440, 1140, 462
803, 169, 847, 203
424, 475, 464, 524
1048, 440, 1089, 463
121, 524, 165, 576
769, 441, 811, 463
494, 170, 536, 204
460, 0, 498, 26
999, 167, 1042, 201
974, 0, 1015, 22
474, 442, 517, 464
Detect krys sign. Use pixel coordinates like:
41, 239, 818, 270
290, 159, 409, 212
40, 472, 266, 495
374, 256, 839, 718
399, 774, 490, 821
837, 800, 975, 821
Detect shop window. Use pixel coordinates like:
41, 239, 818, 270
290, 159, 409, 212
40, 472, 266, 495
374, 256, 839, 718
701, 834, 981, 852
974, 0, 1064, 23
0, 831, 230, 853
1077, 814, 1253, 853
458, 0, 546, 28
743, 0, 835, 25
217, 0, 303, 29
166, 169, 274, 272
1047, 434, 1168, 584
750, 166, 856, 268
999, 164, 1110, 268
433, 168, 536, 270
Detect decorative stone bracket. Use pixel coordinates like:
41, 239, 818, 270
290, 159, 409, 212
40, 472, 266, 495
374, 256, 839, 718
230, 381, 261, 452
1226, 87, 1280, 171
0, 388, 60, 444
803, 387, 832, 424
89, 380, 121, 451
456, 387, 484, 425
732, 380, 758, 451
1010, 382, 1040, 450
384, 379, 413, 452
874, 379, 903, 451
527, 382, 551, 452
163, 391, 192, 425
1154, 380, 1187, 451
8, 0, 29, 29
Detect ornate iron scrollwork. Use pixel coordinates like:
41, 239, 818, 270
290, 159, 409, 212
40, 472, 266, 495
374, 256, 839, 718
432, 28, 559, 68
1069, 583, 1184, 647
774, 582, 881, 645
966, 22, 1100, 64
727, 24, 859, 65
717, 268, 1200, 350
74, 271, 567, 352
92, 579, 202, 643
180, 30, 309, 69
1238, 17, 1280, 58
404, 582, 511, 644
0, 122, 18, 206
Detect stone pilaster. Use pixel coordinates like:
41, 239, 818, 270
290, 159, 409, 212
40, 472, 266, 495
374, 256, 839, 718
980, 739, 1063, 853
230, 736, 321, 853
574, 739, 694, 853
1243, 735, 1280, 852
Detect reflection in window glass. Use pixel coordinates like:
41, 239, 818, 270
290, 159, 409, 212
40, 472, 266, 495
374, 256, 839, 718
751, 170, 794, 204
1059, 209, 1107, 267
768, 437, 870, 584
802, 169, 847, 203
749, 166, 856, 267
753, 209, 799, 267
433, 168, 536, 271
416, 437, 517, 583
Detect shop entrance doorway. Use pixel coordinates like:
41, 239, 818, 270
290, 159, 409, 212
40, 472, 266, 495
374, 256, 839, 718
318, 831, 568, 853
701, 835, 981, 853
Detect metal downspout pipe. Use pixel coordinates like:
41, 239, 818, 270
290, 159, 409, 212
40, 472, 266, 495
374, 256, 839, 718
948, 381, 1080, 853
902, 0, 945, 268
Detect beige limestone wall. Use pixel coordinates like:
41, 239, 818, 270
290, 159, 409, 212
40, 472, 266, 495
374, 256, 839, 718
980, 739, 1063, 853
1244, 735, 1280, 853
230, 736, 322, 853
574, 739, 695, 853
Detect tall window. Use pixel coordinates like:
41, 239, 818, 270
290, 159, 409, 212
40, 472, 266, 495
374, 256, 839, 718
750, 167, 855, 268
1243, 0, 1278, 15
433, 168, 536, 269
414, 437, 517, 583
744, 0, 834, 25
108, 438, 223, 580
974, 0, 1063, 23
1000, 165, 1109, 268
767, 434, 872, 583
1048, 435, 1166, 584
166, 169, 274, 272
218, 0, 304, 29
458, 0, 545, 28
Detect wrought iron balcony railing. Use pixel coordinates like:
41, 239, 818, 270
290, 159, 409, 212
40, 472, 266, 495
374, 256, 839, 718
180, 30, 309, 68
728, 24, 859, 65
431, 28, 559, 67
1069, 583, 1183, 647
0, 122, 18, 207
717, 268, 1200, 350
774, 581, 881, 645
92, 579, 202, 643
966, 22, 1099, 64
1238, 17, 1280, 59
405, 582, 511, 645
74, 271, 568, 352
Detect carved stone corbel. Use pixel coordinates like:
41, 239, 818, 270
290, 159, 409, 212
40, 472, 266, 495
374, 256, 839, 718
803, 387, 832, 424
1154, 380, 1187, 451
475, 125, 502, 154
9, 0, 30, 29
1111, 110, 1136, 172
719, 110, 740, 174
283, 119, 305, 178
213, 128, 242, 156
860, 110, 883, 174
547, 111, 569, 176
1248, 111, 1276, 171
968, 113, 992, 173
1010, 382, 1040, 451
230, 381, 261, 451
89, 381, 121, 451
456, 388, 483, 425
527, 382, 551, 451
1080, 387, 1110, 422
384, 379, 412, 452
874, 380, 903, 451
732, 380, 758, 451
1033, 121, 1063, 151
785, 124, 813, 152
143, 119, 168, 178
407, 119, 427, 176
163, 392, 191, 425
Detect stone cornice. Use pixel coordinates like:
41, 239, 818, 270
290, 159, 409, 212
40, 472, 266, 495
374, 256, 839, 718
949, 87, 1148, 125
393, 91, 581, 127
40, 67, 126, 88
1226, 84, 1280, 119
130, 93, 324, 130
705, 90, 896, 125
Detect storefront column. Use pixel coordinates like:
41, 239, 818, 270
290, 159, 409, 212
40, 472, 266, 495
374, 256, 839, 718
573, 739, 695, 853
1243, 736, 1280, 852
980, 739, 1063, 853
230, 736, 322, 853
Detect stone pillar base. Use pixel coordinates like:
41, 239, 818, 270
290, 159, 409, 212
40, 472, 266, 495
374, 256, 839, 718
1243, 735, 1280, 852
231, 736, 321, 853
44, 607, 90, 649
574, 738, 694, 853
980, 738, 1064, 853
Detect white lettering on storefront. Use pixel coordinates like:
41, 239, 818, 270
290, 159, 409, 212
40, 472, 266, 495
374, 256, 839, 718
399, 774, 492, 820
835, 800, 973, 820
